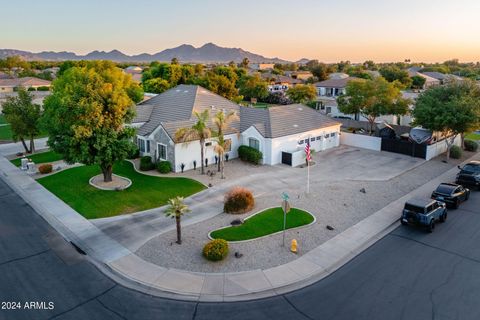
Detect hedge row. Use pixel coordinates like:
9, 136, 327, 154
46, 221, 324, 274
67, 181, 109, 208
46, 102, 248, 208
238, 145, 262, 165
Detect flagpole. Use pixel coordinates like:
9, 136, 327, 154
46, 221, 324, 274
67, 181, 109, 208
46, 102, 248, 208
307, 159, 310, 194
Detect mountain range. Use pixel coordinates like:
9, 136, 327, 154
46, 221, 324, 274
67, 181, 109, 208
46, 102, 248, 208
0, 43, 294, 63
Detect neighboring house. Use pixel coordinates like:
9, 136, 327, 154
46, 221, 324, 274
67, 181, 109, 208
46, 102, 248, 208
0, 77, 51, 92
0, 71, 11, 79
124, 66, 143, 83
131, 85, 341, 172
314, 76, 360, 97
284, 71, 313, 80
250, 63, 275, 71
420, 72, 464, 85
261, 73, 302, 93
407, 68, 441, 88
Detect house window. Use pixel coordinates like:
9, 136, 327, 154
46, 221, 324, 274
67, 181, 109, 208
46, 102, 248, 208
157, 143, 167, 160
249, 138, 260, 150
146, 140, 150, 153
331, 132, 336, 137
325, 134, 330, 138
225, 138, 232, 152
310, 138, 315, 142
205, 142, 212, 147
298, 139, 304, 144
326, 107, 332, 114
138, 138, 148, 153
316, 136, 322, 140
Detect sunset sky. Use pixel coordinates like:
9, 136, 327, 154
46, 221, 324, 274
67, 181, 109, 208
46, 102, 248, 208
2, 0, 480, 63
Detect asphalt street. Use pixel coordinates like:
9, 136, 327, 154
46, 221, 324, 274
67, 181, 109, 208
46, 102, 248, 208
0, 177, 479, 320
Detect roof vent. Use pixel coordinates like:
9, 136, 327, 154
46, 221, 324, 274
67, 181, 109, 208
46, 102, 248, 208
293, 124, 299, 128
210, 105, 215, 109
175, 89, 181, 92
298, 107, 303, 111
184, 90, 189, 93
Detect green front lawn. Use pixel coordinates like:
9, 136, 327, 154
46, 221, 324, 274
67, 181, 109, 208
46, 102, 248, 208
0, 115, 7, 125
210, 207, 314, 241
37, 161, 206, 219
10, 150, 63, 166
0, 124, 12, 141
466, 132, 480, 141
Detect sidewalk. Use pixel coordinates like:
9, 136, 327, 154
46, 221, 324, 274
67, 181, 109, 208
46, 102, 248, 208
0, 152, 477, 302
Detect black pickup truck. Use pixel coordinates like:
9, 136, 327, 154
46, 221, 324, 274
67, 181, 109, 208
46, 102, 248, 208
456, 161, 480, 190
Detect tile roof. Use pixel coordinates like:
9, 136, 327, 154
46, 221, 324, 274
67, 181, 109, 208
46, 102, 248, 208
0, 77, 51, 88
135, 85, 240, 139
240, 104, 340, 138
314, 77, 360, 88
261, 73, 303, 85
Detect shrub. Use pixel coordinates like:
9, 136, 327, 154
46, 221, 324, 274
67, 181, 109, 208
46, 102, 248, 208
38, 163, 53, 174
238, 145, 263, 165
139, 156, 155, 171
27, 87, 36, 91
127, 146, 140, 159
36, 86, 50, 91
157, 160, 172, 174
464, 139, 478, 152
224, 187, 255, 214
450, 145, 462, 159
203, 239, 229, 261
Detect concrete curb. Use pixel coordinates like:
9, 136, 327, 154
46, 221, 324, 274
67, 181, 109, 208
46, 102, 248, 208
0, 152, 477, 302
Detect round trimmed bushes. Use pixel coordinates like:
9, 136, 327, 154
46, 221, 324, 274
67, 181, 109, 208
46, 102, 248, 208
464, 140, 478, 152
450, 145, 462, 159
157, 161, 172, 174
224, 187, 255, 214
203, 239, 229, 261
38, 164, 53, 174
238, 145, 263, 165
139, 156, 155, 171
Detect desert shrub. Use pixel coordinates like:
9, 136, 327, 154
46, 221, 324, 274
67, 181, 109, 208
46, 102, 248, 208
38, 163, 53, 174
36, 86, 50, 91
203, 239, 229, 261
224, 187, 255, 214
157, 161, 172, 174
238, 145, 263, 165
139, 156, 155, 171
450, 145, 462, 159
464, 140, 478, 152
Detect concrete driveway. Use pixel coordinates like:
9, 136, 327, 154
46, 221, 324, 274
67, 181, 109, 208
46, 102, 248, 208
92, 146, 425, 251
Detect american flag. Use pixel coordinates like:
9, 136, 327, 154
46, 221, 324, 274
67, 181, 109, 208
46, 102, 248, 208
305, 140, 311, 161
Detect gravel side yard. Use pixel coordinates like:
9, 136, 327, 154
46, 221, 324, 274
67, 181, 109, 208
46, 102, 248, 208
137, 149, 477, 273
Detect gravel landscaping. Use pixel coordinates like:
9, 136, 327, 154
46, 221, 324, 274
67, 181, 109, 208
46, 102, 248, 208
136, 147, 477, 273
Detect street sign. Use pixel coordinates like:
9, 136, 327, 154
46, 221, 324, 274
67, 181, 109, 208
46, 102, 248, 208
281, 192, 289, 201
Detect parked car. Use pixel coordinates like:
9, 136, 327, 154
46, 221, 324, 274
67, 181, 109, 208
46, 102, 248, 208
401, 198, 447, 232
456, 161, 480, 190
431, 183, 470, 209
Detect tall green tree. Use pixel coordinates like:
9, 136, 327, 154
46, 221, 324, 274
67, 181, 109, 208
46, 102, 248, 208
2, 88, 41, 153
42, 61, 143, 182
143, 78, 170, 93
411, 75, 426, 90
175, 110, 212, 175
286, 84, 317, 104
337, 77, 410, 134
412, 80, 480, 160
164, 196, 191, 244
204, 73, 241, 101
238, 74, 269, 101
379, 66, 412, 89
212, 110, 238, 179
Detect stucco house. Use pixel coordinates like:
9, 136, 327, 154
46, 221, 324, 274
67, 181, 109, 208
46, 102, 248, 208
132, 85, 341, 172
0, 77, 51, 92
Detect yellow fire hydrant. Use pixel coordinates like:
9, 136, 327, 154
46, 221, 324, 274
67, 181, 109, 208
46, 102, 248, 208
291, 239, 298, 254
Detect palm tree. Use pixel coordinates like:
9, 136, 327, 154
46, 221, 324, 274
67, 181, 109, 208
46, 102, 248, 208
164, 196, 191, 244
212, 110, 239, 179
175, 110, 212, 174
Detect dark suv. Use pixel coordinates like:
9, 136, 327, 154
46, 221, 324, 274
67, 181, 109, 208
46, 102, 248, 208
401, 198, 447, 233
456, 161, 480, 190
431, 183, 470, 209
